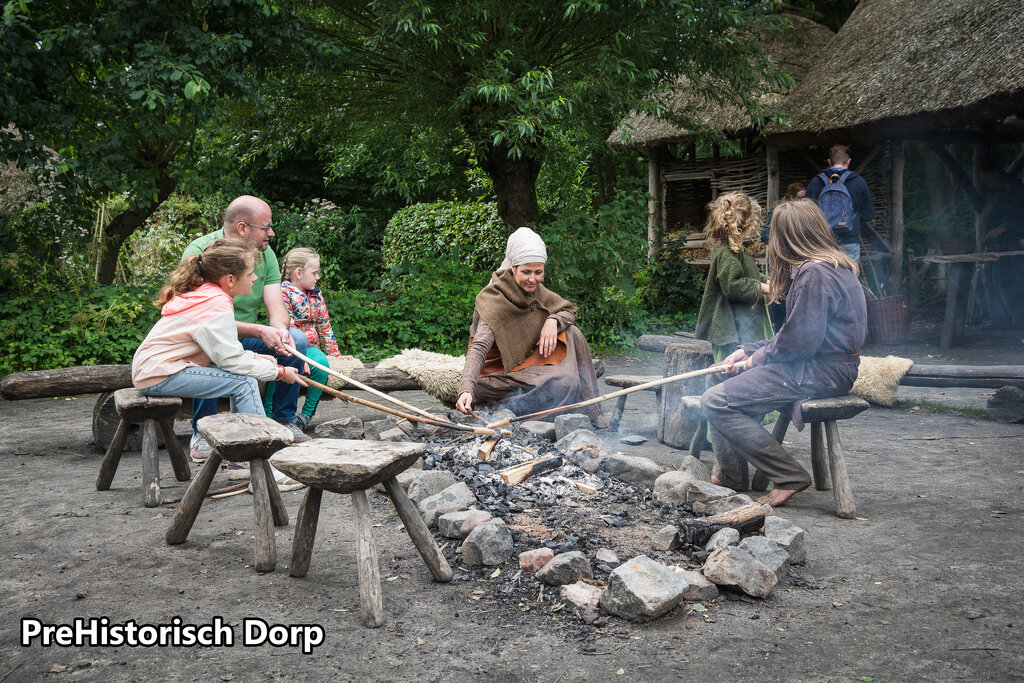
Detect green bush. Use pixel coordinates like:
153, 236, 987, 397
383, 201, 506, 273
0, 283, 160, 375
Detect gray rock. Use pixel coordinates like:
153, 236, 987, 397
396, 419, 418, 436
595, 548, 620, 566
619, 434, 648, 446
372, 467, 424, 494
599, 555, 690, 622
313, 416, 364, 439
704, 528, 740, 552
407, 470, 457, 505
535, 551, 593, 586
418, 482, 477, 527
438, 510, 478, 539
364, 418, 399, 441
702, 546, 778, 598
739, 536, 789, 579
554, 429, 604, 473
653, 471, 734, 505
521, 421, 556, 441
461, 518, 514, 566
603, 454, 666, 486
447, 410, 478, 426
762, 516, 807, 564
378, 427, 409, 442
987, 386, 1024, 423
554, 413, 593, 440
673, 569, 720, 601
703, 493, 756, 516
651, 524, 681, 550
677, 455, 711, 482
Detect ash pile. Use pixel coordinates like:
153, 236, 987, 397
316, 410, 809, 624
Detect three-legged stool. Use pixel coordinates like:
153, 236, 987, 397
166, 414, 293, 572
271, 439, 453, 628
96, 388, 190, 507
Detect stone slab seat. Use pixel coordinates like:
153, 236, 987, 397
689, 394, 870, 519
165, 414, 293, 573
272, 439, 453, 628
604, 374, 662, 430
96, 388, 191, 508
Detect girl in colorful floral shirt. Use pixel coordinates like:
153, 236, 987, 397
263, 248, 353, 425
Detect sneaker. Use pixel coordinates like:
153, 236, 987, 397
190, 433, 212, 464
283, 420, 311, 443
294, 413, 311, 430
224, 461, 250, 481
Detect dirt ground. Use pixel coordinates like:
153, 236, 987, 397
2, 323, 1023, 681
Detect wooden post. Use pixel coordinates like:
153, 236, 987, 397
96, 419, 129, 491
141, 419, 161, 508
824, 421, 856, 519
166, 452, 223, 545
289, 487, 323, 578
659, 342, 713, 448
351, 489, 384, 628
810, 422, 831, 490
161, 419, 191, 483
647, 147, 664, 261
766, 146, 780, 213
260, 458, 289, 527
889, 142, 905, 294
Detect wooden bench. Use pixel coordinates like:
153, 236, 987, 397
272, 439, 453, 628
165, 414, 293, 573
95, 388, 191, 507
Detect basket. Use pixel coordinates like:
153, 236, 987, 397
866, 295, 910, 345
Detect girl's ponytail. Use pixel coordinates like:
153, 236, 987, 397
154, 239, 257, 306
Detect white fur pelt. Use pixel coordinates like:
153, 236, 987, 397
326, 355, 366, 390
850, 355, 914, 406
377, 349, 466, 403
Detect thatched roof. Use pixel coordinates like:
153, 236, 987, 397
608, 14, 834, 150
765, 0, 1024, 146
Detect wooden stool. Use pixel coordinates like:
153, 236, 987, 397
166, 414, 293, 573
749, 395, 870, 519
604, 375, 661, 429
96, 388, 190, 507
272, 439, 454, 628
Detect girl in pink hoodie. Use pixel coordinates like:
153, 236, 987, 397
132, 239, 306, 486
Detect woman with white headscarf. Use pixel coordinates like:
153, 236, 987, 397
455, 227, 608, 428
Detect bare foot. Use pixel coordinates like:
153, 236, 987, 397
711, 475, 724, 486
756, 483, 810, 507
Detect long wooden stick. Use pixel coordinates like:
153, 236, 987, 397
486, 361, 745, 428
302, 377, 497, 436
284, 344, 438, 421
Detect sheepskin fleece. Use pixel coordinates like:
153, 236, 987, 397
326, 355, 366, 390
377, 349, 466, 403
850, 355, 914, 406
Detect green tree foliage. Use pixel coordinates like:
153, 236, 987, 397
0, 0, 311, 283
286, 0, 790, 228
383, 201, 506, 272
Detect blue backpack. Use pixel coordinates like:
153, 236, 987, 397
816, 170, 858, 237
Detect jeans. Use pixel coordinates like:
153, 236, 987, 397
191, 328, 308, 431
264, 345, 329, 420
142, 366, 265, 417
839, 242, 860, 263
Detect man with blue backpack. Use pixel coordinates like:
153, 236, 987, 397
806, 144, 874, 263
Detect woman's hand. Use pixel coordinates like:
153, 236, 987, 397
760, 282, 770, 294
720, 348, 750, 375
278, 366, 308, 386
538, 318, 558, 358
455, 392, 474, 414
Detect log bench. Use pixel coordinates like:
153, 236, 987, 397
166, 414, 293, 573
271, 439, 452, 628
95, 388, 191, 507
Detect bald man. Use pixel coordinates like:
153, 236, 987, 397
181, 195, 310, 463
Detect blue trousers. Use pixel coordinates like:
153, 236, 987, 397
191, 328, 307, 431
143, 366, 264, 417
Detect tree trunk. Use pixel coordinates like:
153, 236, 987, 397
477, 141, 541, 228
94, 173, 178, 284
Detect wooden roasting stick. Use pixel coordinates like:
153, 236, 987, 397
485, 361, 748, 429
301, 377, 499, 436
284, 344, 441, 423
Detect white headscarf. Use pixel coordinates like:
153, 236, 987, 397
498, 227, 547, 271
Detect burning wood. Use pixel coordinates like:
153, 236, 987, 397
497, 455, 562, 485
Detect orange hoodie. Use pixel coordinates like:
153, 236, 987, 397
132, 283, 278, 389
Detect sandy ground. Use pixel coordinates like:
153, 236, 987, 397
1, 324, 1023, 681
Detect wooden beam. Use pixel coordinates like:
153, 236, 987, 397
648, 147, 664, 261
889, 142, 905, 294
926, 143, 984, 212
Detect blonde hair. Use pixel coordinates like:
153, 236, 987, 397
704, 192, 762, 253
155, 239, 257, 306
280, 247, 320, 282
765, 199, 858, 303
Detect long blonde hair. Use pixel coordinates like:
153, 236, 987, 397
155, 239, 256, 306
704, 192, 762, 253
280, 247, 319, 282
766, 199, 858, 303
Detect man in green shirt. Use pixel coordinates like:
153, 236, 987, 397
182, 195, 310, 461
